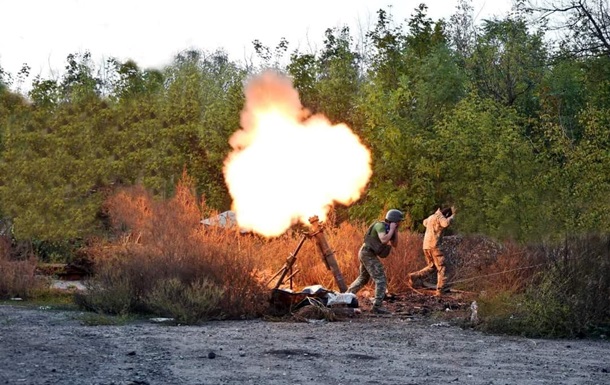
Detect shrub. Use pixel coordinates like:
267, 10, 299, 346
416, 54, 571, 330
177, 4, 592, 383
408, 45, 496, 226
77, 175, 269, 323
77, 173, 610, 334
477, 234, 610, 338
74, 264, 134, 315
0, 237, 40, 299
145, 278, 224, 324
518, 234, 610, 337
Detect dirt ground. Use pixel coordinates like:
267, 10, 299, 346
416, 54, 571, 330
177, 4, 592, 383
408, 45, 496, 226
1, 289, 609, 385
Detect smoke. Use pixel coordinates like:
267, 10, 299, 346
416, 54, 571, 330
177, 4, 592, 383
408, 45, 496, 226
223, 71, 371, 237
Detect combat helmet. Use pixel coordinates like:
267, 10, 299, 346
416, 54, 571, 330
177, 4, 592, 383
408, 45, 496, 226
385, 209, 404, 223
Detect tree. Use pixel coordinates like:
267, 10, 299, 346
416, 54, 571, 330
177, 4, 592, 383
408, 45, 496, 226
159, 49, 246, 209
0, 90, 112, 240
105, 58, 164, 100
287, 51, 318, 110
287, 27, 362, 126
469, 16, 548, 116
448, 0, 477, 60
405, 3, 447, 59
0, 53, 125, 241
364, 8, 409, 90
252, 37, 289, 70
401, 4, 465, 128
537, 102, 610, 234
536, 56, 587, 140
526, 0, 610, 57
431, 94, 543, 240
0, 81, 29, 224
0, 64, 10, 93
581, 55, 610, 109
59, 52, 102, 102
349, 5, 465, 225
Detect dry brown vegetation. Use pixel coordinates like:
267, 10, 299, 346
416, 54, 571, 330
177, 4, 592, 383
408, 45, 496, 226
73, 176, 543, 323
75, 177, 270, 321
73, 176, 449, 323
1, 175, 608, 337
0, 236, 41, 299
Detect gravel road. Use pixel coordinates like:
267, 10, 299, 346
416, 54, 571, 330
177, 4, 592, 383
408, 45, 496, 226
0, 304, 609, 385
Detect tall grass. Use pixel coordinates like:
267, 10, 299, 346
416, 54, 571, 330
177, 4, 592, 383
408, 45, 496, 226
76, 176, 269, 323
77, 180, 432, 322
256, 219, 425, 294
0, 236, 40, 299
73, 174, 609, 334
518, 235, 610, 337
476, 235, 610, 338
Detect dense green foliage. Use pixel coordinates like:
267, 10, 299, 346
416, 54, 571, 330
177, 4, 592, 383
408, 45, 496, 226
0, 1, 608, 244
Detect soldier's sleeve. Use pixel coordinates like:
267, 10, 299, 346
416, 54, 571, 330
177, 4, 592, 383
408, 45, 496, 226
439, 215, 452, 228
373, 222, 386, 241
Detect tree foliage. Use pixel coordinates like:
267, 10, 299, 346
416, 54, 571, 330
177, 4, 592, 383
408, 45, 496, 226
0, 1, 609, 244
470, 16, 547, 116
526, 0, 610, 57
432, 94, 542, 239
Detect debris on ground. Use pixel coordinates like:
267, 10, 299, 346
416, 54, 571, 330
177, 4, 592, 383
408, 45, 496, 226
269, 285, 360, 321
268, 282, 473, 323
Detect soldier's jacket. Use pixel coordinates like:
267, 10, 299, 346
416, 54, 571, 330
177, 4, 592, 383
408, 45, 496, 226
423, 209, 453, 249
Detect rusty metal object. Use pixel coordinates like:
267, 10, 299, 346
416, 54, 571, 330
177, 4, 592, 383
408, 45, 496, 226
308, 216, 348, 293
267, 234, 307, 290
268, 215, 348, 295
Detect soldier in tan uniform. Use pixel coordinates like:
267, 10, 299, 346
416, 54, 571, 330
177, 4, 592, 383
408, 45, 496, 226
408, 206, 455, 296
346, 209, 404, 314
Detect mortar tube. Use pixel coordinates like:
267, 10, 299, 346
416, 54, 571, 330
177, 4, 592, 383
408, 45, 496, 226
308, 216, 348, 292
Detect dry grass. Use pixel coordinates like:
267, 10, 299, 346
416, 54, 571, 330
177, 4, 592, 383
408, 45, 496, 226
260, 220, 424, 295
448, 237, 546, 293
77, 175, 269, 322
0, 236, 41, 299
518, 235, 610, 337
72, 173, 609, 334
78, 177, 431, 322
470, 234, 610, 338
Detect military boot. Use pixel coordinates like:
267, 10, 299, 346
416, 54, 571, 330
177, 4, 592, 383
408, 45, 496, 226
371, 305, 391, 314
407, 274, 423, 288
435, 287, 451, 297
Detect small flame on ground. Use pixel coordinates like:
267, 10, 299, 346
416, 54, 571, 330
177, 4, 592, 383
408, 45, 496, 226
223, 71, 371, 237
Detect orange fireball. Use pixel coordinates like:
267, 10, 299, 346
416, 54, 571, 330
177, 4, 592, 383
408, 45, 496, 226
223, 71, 371, 237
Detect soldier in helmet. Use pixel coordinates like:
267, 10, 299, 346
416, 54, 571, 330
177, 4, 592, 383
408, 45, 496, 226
408, 206, 456, 296
346, 209, 404, 314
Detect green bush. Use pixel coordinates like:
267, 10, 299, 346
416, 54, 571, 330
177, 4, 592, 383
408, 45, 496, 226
519, 235, 610, 337
74, 266, 134, 315
145, 278, 224, 324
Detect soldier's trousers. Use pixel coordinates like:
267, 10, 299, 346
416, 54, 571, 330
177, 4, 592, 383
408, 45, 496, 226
411, 247, 448, 291
346, 246, 386, 306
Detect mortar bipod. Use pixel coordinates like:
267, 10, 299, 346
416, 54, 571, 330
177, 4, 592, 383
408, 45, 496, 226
267, 233, 308, 290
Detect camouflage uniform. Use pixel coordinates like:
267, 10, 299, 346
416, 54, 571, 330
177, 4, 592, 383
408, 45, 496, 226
347, 222, 390, 307
410, 208, 454, 293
